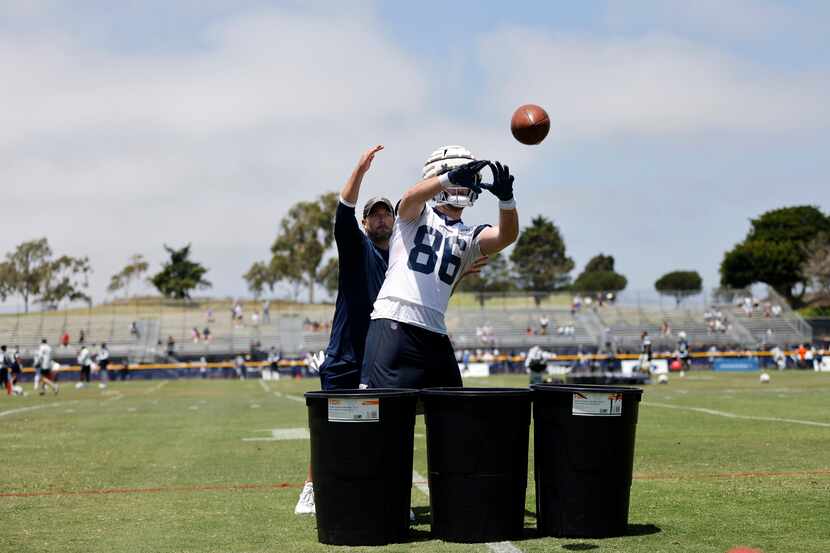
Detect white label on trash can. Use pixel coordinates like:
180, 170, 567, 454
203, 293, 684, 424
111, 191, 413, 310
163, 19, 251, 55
572, 392, 623, 416
327, 398, 380, 422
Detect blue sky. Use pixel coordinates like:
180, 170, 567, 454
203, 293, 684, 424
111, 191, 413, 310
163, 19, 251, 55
1, 0, 828, 304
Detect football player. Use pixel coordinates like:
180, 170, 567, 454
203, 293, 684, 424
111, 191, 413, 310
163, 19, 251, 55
361, 145, 518, 388
34, 339, 58, 395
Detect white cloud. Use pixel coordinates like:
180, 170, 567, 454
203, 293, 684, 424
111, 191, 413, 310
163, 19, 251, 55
0, 5, 526, 303
479, 29, 830, 139
603, 0, 816, 42
0, 7, 439, 301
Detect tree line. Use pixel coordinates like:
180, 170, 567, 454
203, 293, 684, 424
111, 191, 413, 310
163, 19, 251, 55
243, 196, 830, 310
1, 201, 826, 311
0, 242, 210, 312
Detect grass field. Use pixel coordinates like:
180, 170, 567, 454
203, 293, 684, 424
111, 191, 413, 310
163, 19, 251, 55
1, 372, 829, 553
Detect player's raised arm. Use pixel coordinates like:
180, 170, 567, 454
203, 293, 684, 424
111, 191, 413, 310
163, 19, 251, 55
478, 161, 519, 255
340, 145, 383, 206
398, 160, 489, 221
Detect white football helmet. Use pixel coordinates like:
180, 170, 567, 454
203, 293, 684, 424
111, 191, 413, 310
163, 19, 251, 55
422, 145, 480, 208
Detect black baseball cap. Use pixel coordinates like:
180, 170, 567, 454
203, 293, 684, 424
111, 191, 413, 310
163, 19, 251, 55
363, 196, 394, 218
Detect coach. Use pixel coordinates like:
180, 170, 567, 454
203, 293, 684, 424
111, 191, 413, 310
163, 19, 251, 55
295, 145, 393, 514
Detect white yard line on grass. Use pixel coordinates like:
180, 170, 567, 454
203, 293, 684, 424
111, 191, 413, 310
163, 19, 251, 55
410, 470, 523, 553
0, 401, 77, 418
143, 380, 168, 395
258, 379, 271, 393
104, 392, 125, 402
645, 402, 830, 428
273, 391, 305, 403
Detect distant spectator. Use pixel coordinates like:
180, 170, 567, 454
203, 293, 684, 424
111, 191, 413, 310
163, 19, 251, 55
539, 315, 549, 335
191, 327, 201, 343
771, 346, 786, 370
199, 356, 208, 379
233, 355, 247, 380
707, 345, 718, 365
763, 302, 772, 318
79, 329, 86, 345
639, 332, 652, 372
129, 321, 140, 339
797, 344, 807, 368
166, 336, 176, 359
677, 332, 689, 370
203, 327, 211, 342
60, 331, 70, 348
571, 295, 582, 314
262, 300, 271, 323
742, 297, 753, 317
251, 311, 260, 326
771, 304, 782, 317
481, 324, 495, 346
268, 347, 281, 373
207, 308, 215, 323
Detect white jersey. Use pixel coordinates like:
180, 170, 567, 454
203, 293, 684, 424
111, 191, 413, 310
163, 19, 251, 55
37, 343, 52, 369
372, 206, 488, 334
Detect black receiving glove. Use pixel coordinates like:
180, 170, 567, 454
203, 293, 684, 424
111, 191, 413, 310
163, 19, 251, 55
445, 160, 490, 193
481, 161, 514, 201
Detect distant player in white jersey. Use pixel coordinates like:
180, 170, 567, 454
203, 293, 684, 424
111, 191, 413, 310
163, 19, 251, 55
34, 339, 59, 395
361, 145, 519, 388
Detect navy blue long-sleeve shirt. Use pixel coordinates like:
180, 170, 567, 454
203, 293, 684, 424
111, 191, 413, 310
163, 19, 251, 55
324, 200, 389, 365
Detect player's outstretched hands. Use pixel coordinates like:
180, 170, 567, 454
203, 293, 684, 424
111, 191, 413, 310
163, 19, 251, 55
482, 161, 514, 201
357, 145, 384, 174
446, 160, 489, 193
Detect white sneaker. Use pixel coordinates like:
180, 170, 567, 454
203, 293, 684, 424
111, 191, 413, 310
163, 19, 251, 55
410, 508, 415, 523
294, 481, 315, 515
99, 383, 107, 389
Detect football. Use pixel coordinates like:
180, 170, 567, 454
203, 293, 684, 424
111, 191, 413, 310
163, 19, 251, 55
511, 104, 550, 145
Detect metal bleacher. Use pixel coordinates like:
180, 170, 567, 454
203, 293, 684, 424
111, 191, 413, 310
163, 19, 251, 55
0, 287, 813, 361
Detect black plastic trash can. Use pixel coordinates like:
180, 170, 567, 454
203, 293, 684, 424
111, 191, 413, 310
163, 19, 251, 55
532, 383, 643, 538
422, 387, 532, 543
305, 388, 419, 546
